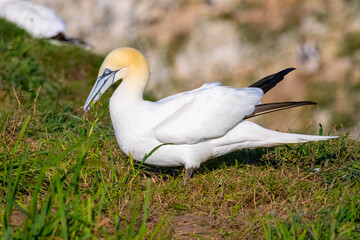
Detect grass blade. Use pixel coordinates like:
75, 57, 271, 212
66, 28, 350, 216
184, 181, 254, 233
149, 215, 167, 240
11, 115, 31, 155
55, 175, 68, 239
0, 111, 10, 133
4, 156, 25, 230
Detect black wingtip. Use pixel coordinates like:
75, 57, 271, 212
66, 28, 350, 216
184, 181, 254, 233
282, 67, 296, 73
244, 100, 317, 119
249, 67, 296, 94
302, 101, 317, 105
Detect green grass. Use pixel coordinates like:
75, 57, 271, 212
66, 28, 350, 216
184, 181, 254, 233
1, 19, 360, 239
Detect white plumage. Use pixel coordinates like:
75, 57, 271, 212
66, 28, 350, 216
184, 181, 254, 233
0, 0, 66, 38
84, 48, 337, 179
154, 85, 262, 144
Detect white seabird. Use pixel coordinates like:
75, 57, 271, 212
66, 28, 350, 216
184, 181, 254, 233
84, 47, 337, 181
0, 0, 66, 38
0, 0, 89, 47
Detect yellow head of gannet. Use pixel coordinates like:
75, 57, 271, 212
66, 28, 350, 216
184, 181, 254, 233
84, 48, 150, 111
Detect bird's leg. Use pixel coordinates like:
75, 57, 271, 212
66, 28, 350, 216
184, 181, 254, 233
183, 168, 194, 185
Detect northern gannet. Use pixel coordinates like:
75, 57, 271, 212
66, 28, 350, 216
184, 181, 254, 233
0, 0, 66, 38
0, 0, 89, 46
84, 48, 337, 181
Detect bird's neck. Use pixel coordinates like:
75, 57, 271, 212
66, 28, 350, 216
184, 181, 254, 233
112, 76, 148, 103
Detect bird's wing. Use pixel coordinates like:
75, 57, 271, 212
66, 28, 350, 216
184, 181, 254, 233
157, 81, 222, 103
154, 86, 263, 144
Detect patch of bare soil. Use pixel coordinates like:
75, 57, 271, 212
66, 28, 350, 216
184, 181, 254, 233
10, 212, 26, 226
171, 213, 219, 239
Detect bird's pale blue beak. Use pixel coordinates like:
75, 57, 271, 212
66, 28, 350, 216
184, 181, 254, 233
83, 68, 120, 112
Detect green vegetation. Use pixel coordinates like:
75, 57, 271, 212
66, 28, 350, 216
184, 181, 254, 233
1, 19, 359, 239
340, 32, 360, 59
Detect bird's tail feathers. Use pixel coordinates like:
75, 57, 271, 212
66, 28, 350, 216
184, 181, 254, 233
265, 133, 338, 145
251, 120, 338, 145
244, 130, 338, 148
210, 121, 338, 156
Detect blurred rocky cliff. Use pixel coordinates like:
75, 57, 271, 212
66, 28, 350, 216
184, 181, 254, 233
33, 0, 360, 134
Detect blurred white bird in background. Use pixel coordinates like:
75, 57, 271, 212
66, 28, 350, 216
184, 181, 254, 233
0, 0, 89, 46
0, 0, 65, 38
84, 47, 337, 182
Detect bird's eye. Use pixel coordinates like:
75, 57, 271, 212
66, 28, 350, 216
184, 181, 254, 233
104, 68, 111, 74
